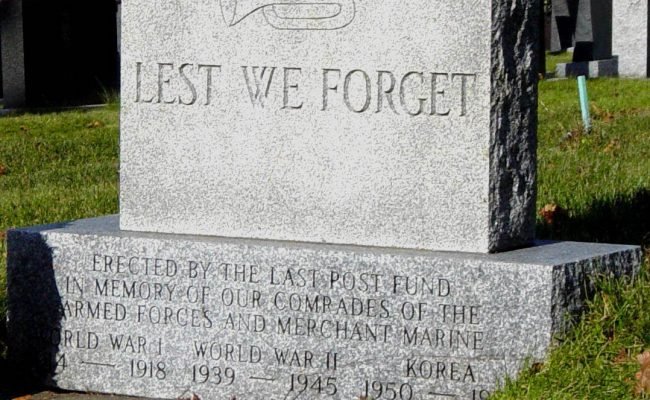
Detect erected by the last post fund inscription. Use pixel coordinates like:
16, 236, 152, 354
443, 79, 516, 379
119, 0, 537, 253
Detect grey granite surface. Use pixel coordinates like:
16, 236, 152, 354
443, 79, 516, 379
119, 0, 539, 253
7, 216, 642, 400
1, 0, 27, 107
612, 0, 649, 77
488, 0, 539, 252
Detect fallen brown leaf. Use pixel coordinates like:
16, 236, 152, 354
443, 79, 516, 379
620, 107, 650, 118
634, 350, 650, 395
180, 394, 201, 400
603, 139, 621, 154
592, 104, 615, 123
539, 203, 565, 225
614, 348, 628, 364
0, 164, 7, 176
530, 362, 544, 373
560, 128, 586, 149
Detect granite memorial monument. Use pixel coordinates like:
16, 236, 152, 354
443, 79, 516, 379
7, 0, 642, 399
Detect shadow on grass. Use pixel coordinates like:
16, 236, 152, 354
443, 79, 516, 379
0, 323, 51, 399
537, 188, 650, 249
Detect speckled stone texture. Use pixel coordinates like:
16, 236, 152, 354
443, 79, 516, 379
119, 0, 540, 253
613, 0, 649, 77
1, 0, 27, 107
7, 217, 642, 400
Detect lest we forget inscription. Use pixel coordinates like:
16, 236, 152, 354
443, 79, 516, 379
119, 0, 537, 253
8, 218, 642, 400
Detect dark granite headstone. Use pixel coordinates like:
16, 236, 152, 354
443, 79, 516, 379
1, 0, 27, 106
550, 0, 613, 61
0, 0, 120, 108
551, 0, 618, 77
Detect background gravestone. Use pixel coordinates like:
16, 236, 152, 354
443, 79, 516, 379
612, 0, 649, 77
0, 0, 120, 108
551, 0, 619, 77
1, 0, 26, 106
0, 37, 4, 99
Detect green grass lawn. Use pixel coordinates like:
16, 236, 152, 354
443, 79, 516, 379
0, 105, 120, 358
0, 77, 649, 398
536, 78, 650, 246
545, 51, 574, 76
497, 78, 650, 399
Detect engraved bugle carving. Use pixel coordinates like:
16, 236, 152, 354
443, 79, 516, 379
220, 0, 271, 26
220, 0, 356, 30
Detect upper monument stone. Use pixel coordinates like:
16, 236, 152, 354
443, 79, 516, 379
119, 0, 538, 253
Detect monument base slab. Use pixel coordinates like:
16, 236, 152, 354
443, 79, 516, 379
7, 216, 642, 400
555, 59, 619, 78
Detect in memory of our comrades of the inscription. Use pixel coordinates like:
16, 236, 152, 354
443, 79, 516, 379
6, 0, 643, 399
119, 0, 536, 253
